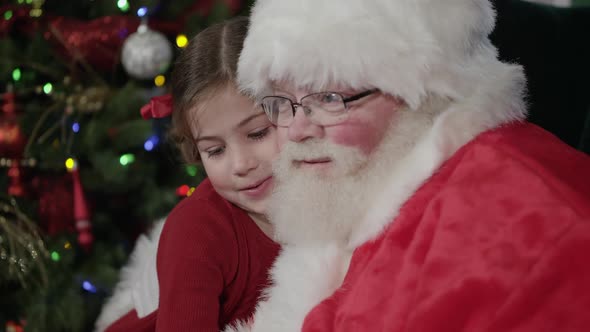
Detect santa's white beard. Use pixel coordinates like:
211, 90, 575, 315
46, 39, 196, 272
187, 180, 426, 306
270, 101, 441, 246
271, 140, 369, 245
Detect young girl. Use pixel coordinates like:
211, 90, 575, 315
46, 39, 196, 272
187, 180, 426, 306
94, 16, 280, 332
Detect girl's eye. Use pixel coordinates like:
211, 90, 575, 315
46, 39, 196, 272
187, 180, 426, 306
206, 147, 225, 158
248, 127, 270, 141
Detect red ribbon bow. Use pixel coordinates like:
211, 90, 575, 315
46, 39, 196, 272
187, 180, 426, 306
140, 94, 173, 119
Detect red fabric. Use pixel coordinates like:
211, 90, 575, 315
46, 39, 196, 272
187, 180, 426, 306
105, 178, 280, 332
140, 95, 173, 119
303, 123, 590, 332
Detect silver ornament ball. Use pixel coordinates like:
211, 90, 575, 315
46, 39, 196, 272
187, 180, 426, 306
121, 24, 173, 80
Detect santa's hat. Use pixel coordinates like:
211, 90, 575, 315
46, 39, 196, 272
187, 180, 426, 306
238, 0, 525, 111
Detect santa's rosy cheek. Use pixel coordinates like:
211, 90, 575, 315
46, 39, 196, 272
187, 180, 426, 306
330, 126, 379, 155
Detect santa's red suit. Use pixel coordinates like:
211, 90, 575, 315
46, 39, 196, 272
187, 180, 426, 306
302, 122, 590, 332
233, 119, 590, 332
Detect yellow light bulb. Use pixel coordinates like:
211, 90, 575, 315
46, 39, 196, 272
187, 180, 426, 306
154, 75, 166, 87
187, 187, 196, 197
176, 34, 188, 48
65, 158, 76, 170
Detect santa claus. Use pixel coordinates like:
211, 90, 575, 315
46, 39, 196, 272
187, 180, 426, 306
227, 0, 590, 331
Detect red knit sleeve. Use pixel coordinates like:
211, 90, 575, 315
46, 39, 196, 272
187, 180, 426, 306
155, 196, 238, 332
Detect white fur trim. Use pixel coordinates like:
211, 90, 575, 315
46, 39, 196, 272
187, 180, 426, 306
223, 320, 253, 332
94, 218, 165, 332
232, 244, 352, 332
238, 0, 500, 109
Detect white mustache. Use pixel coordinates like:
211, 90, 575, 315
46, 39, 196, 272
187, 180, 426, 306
278, 139, 345, 161
274, 139, 368, 180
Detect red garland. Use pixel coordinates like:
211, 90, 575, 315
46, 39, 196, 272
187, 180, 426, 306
0, 5, 175, 70
45, 16, 186, 71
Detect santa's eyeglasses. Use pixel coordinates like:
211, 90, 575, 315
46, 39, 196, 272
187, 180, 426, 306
260, 89, 378, 127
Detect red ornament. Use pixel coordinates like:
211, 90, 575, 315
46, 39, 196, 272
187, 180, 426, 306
0, 91, 26, 159
7, 161, 25, 197
2, 91, 16, 113
78, 231, 93, 248
5, 321, 24, 332
32, 175, 75, 235
70, 162, 93, 251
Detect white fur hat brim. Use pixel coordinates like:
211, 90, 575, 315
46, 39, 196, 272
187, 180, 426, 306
238, 0, 521, 110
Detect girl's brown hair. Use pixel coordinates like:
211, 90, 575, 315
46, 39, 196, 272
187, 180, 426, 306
169, 16, 249, 164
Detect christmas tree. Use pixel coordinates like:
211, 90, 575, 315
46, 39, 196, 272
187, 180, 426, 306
0, 1, 251, 331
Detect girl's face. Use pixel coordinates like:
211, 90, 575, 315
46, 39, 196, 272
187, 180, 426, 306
190, 85, 279, 216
